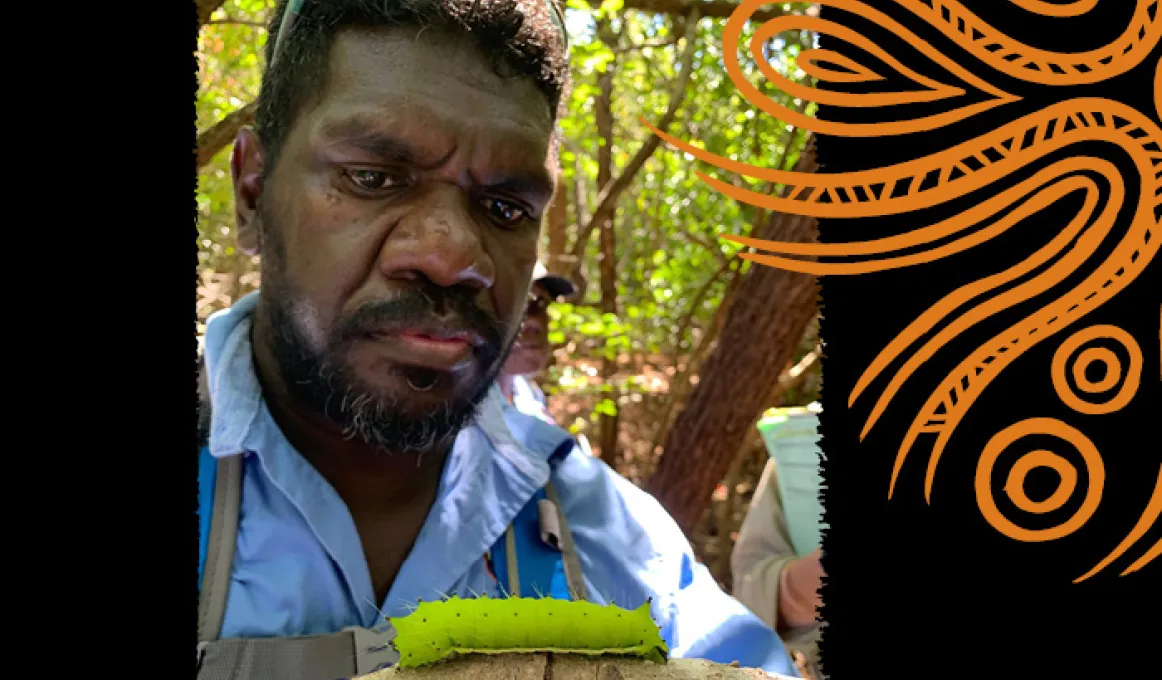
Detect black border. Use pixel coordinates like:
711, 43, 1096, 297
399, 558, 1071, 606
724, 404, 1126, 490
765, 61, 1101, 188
57, 0, 200, 671
817, 2, 1158, 678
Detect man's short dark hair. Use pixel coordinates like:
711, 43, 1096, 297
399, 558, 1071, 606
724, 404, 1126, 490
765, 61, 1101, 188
255, 0, 570, 173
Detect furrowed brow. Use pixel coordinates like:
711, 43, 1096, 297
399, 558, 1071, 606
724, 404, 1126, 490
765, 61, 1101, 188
483, 173, 555, 205
317, 115, 446, 168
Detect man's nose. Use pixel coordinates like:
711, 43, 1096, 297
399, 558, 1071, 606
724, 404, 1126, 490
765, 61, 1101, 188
378, 185, 495, 289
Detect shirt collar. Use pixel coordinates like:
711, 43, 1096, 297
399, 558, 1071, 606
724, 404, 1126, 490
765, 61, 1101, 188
203, 291, 264, 459
202, 292, 570, 616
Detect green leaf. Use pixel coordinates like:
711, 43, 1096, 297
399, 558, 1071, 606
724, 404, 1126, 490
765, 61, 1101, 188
594, 398, 618, 416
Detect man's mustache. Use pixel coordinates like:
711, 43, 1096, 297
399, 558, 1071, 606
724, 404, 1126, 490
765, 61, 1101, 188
336, 284, 507, 353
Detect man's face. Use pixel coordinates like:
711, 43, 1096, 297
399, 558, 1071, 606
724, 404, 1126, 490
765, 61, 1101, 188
501, 281, 553, 378
235, 27, 556, 452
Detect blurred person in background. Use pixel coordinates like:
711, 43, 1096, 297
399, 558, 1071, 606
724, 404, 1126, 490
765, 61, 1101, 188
497, 261, 573, 422
732, 458, 825, 677
497, 262, 600, 458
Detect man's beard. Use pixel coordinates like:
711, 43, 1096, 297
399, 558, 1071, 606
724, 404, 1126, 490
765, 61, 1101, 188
257, 216, 518, 453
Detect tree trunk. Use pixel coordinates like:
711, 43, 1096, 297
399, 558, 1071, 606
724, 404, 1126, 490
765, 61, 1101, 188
546, 177, 570, 276
357, 653, 792, 680
646, 135, 820, 535
645, 115, 804, 461
595, 20, 620, 467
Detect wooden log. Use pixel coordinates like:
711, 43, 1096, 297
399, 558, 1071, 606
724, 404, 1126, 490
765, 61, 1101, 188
356, 653, 795, 680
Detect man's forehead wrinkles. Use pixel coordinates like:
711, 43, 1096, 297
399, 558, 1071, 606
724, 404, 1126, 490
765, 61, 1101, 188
312, 100, 550, 172
329, 28, 552, 124
313, 110, 452, 166
315, 74, 549, 148
334, 27, 509, 96
294, 28, 555, 198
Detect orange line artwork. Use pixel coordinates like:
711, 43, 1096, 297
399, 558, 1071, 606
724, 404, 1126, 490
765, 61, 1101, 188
646, 0, 1162, 583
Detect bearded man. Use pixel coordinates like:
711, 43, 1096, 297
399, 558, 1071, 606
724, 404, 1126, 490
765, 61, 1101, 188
196, 2, 800, 678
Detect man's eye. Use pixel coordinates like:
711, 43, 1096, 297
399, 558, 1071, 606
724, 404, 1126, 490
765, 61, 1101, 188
345, 169, 405, 191
482, 197, 528, 227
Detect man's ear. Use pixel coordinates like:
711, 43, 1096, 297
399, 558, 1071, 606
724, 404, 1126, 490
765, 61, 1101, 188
231, 128, 266, 256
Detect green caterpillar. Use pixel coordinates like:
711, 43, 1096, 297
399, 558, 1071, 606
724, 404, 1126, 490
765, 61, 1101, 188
390, 596, 669, 668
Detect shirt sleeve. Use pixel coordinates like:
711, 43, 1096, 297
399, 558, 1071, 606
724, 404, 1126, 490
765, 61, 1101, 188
731, 459, 798, 631
604, 469, 802, 677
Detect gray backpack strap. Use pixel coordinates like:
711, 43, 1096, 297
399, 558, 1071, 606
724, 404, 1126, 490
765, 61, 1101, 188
198, 453, 244, 644
543, 481, 589, 602
196, 626, 399, 680
504, 524, 522, 598
194, 450, 402, 680
194, 359, 406, 679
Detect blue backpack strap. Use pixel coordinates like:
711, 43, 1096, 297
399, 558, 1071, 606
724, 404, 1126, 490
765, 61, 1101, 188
491, 487, 573, 600
197, 355, 215, 589
490, 436, 576, 600
198, 444, 217, 589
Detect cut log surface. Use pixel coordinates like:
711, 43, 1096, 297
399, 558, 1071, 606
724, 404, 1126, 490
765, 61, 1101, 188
357, 653, 793, 680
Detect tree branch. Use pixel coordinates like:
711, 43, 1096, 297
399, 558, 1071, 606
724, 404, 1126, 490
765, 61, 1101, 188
670, 256, 736, 358
679, 230, 728, 263
773, 346, 820, 405
566, 8, 701, 277
645, 256, 739, 458
724, 100, 809, 242
635, 165, 670, 285
197, 0, 229, 27
205, 19, 267, 28
196, 101, 258, 170
590, 0, 789, 22
564, 137, 592, 225
612, 36, 679, 54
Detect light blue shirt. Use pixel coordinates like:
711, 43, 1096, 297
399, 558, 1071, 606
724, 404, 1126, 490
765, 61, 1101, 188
202, 292, 798, 675
510, 375, 554, 424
